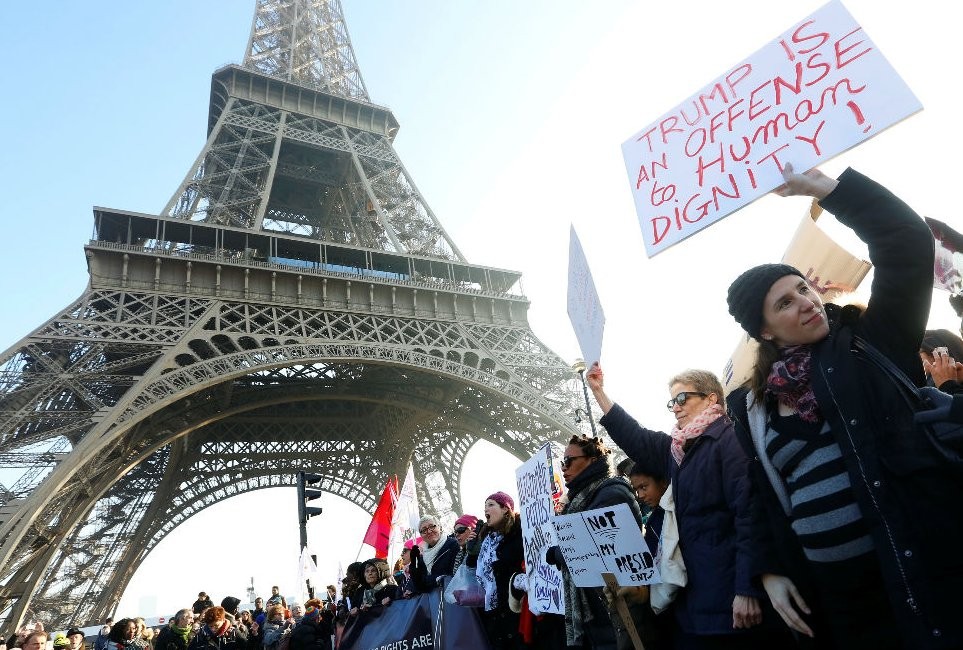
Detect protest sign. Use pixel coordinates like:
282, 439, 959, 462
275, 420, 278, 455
927, 217, 963, 295
552, 503, 659, 588
622, 0, 922, 257
567, 226, 605, 365
515, 445, 565, 615
722, 200, 871, 393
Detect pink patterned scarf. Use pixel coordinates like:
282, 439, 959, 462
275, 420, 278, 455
765, 345, 823, 423
670, 403, 725, 465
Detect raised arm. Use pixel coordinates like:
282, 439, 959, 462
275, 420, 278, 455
590, 364, 671, 478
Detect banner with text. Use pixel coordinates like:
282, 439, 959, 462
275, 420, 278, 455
552, 503, 659, 588
339, 587, 491, 650
567, 226, 606, 366
622, 0, 921, 257
515, 444, 565, 615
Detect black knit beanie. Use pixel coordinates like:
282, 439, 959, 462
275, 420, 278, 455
727, 263, 805, 340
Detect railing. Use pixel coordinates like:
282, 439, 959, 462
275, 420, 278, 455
86, 240, 527, 301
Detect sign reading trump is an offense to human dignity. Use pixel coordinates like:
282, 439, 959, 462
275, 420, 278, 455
621, 0, 921, 257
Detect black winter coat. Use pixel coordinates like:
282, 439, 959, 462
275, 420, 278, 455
727, 168, 963, 648
467, 517, 524, 611
598, 408, 762, 635
154, 626, 189, 650
288, 617, 332, 650
408, 536, 459, 593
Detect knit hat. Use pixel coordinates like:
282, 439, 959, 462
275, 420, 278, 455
454, 514, 479, 529
486, 491, 514, 511
220, 596, 241, 614
66, 629, 84, 640
53, 635, 70, 649
727, 263, 805, 340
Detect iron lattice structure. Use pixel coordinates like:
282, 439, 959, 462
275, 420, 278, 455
0, 0, 583, 632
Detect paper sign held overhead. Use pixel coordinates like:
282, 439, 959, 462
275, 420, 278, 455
622, 0, 921, 257
567, 226, 606, 366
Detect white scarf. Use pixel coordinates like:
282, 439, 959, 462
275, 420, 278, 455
476, 532, 503, 611
420, 537, 446, 572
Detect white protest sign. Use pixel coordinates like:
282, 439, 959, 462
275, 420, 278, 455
622, 0, 922, 257
552, 503, 659, 588
567, 226, 605, 366
516, 445, 565, 615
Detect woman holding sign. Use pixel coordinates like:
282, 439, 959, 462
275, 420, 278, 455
726, 165, 963, 649
545, 434, 654, 650
587, 367, 787, 649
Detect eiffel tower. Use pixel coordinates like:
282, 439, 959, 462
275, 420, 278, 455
0, 0, 581, 631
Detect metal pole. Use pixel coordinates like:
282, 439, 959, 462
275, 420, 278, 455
572, 359, 598, 437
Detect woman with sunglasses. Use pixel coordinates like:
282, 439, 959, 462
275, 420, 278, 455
450, 514, 480, 573
547, 434, 648, 650
408, 514, 460, 594
587, 366, 786, 649
726, 165, 963, 649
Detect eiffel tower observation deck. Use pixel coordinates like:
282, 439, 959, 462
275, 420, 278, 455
0, 0, 582, 631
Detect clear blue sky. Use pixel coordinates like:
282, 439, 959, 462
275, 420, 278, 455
2, 0, 960, 620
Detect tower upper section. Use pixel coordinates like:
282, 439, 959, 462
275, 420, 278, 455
244, 0, 369, 101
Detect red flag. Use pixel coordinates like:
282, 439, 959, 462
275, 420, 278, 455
362, 479, 398, 559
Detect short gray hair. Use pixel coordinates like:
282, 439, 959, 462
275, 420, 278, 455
417, 515, 439, 530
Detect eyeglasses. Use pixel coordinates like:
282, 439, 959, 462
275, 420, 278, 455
562, 455, 587, 468
419, 524, 438, 534
666, 391, 707, 410
453, 526, 469, 534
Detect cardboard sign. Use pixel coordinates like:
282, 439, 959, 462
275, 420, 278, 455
622, 0, 922, 257
567, 226, 606, 365
552, 503, 659, 588
516, 445, 565, 615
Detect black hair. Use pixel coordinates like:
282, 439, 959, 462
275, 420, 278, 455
108, 620, 132, 644
625, 461, 667, 484
921, 329, 963, 360
567, 434, 611, 460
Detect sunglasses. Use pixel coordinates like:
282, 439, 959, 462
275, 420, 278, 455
561, 455, 587, 469
419, 523, 438, 534
453, 526, 469, 534
666, 391, 707, 410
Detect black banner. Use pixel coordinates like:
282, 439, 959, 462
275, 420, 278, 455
339, 580, 491, 650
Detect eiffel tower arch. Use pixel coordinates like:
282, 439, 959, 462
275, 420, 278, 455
0, 0, 581, 632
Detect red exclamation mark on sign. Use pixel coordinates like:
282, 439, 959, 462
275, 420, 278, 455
847, 101, 872, 133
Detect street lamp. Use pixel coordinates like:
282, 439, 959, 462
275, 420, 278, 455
572, 359, 597, 437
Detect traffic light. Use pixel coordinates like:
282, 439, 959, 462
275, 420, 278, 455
297, 471, 324, 525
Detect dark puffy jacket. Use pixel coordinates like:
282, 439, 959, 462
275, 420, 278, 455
154, 626, 189, 650
728, 169, 963, 649
288, 617, 331, 650
599, 407, 762, 635
466, 518, 524, 611
188, 622, 248, 650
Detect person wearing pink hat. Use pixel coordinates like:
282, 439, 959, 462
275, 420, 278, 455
451, 513, 481, 573
467, 491, 524, 648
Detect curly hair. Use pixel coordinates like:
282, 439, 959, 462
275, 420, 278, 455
202, 606, 225, 627
567, 433, 612, 460
267, 604, 285, 620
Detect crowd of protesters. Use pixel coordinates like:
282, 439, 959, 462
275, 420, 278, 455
8, 164, 963, 650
